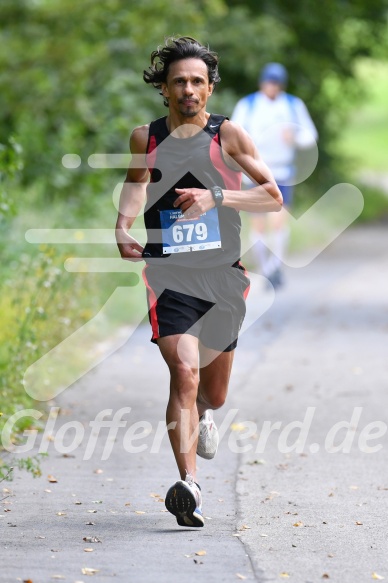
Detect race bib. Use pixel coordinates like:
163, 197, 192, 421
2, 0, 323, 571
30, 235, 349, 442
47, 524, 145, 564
160, 208, 222, 254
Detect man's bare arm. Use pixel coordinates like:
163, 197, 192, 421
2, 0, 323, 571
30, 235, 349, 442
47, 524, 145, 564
174, 120, 282, 216
220, 120, 283, 212
115, 125, 149, 261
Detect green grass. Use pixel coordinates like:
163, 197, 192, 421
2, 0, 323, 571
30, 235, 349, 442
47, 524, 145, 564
0, 183, 147, 456
338, 59, 388, 172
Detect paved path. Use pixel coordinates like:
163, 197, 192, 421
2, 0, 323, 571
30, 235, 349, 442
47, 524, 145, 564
2, 224, 388, 583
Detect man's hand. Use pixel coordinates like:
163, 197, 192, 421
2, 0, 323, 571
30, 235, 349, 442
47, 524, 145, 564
282, 126, 295, 146
116, 228, 144, 261
174, 187, 215, 219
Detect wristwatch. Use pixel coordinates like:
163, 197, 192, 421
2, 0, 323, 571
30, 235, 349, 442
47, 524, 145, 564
210, 185, 224, 208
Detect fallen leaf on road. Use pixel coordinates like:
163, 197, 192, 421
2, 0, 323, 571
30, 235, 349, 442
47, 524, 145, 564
238, 525, 251, 531
93, 469, 103, 474
83, 537, 101, 543
260, 534, 268, 537
87, 510, 97, 513
349, 485, 359, 490
372, 573, 384, 580
195, 550, 206, 556
293, 521, 303, 527
232, 533, 241, 537
280, 573, 289, 578
47, 475, 57, 483
124, 502, 131, 506
44, 489, 51, 493
322, 574, 330, 579
56, 512, 66, 516
22, 579, 33, 583
355, 521, 363, 525
74, 501, 82, 505
92, 500, 103, 504
36, 536, 46, 539
247, 459, 265, 465
230, 423, 247, 431
84, 548, 94, 552
81, 568, 99, 575
264, 491, 280, 502
236, 575, 247, 580
85, 522, 95, 526
135, 511, 146, 515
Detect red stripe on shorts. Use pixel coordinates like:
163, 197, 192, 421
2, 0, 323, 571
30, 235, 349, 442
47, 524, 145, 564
238, 261, 251, 299
142, 265, 160, 341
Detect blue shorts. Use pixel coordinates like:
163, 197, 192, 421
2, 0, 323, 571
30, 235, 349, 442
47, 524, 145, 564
245, 180, 294, 207
278, 184, 294, 207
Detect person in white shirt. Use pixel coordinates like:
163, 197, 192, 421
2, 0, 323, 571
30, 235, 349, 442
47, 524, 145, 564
231, 62, 318, 287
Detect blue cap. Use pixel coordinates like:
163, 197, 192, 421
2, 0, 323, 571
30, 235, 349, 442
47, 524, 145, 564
260, 63, 288, 85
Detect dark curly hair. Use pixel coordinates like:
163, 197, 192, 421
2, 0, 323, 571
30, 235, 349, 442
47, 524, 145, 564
143, 36, 221, 107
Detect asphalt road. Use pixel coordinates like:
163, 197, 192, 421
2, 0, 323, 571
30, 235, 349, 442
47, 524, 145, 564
2, 223, 388, 583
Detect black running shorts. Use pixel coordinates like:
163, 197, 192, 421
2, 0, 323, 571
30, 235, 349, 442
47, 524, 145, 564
142, 262, 250, 352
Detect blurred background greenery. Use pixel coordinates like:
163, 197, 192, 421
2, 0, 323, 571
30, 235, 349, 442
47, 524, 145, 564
1, 0, 388, 461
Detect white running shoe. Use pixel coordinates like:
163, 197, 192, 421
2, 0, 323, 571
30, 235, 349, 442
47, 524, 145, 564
165, 474, 204, 527
196, 410, 219, 460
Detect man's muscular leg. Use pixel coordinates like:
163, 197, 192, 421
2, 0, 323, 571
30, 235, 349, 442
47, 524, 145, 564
157, 334, 200, 480
197, 344, 235, 417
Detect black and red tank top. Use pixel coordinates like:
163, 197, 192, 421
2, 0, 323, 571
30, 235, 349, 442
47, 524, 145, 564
142, 114, 242, 268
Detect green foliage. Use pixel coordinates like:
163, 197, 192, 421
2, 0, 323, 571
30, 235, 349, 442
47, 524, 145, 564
0, 0, 225, 204
0, 248, 82, 439
0, 190, 146, 449
0, 453, 48, 482
0, 137, 23, 219
356, 185, 388, 223
222, 0, 388, 190
1, 0, 387, 203
337, 59, 388, 172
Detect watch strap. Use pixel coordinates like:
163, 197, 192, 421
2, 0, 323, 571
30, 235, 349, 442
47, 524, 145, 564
210, 185, 224, 208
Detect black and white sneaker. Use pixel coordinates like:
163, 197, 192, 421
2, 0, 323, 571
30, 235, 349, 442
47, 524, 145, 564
165, 474, 204, 528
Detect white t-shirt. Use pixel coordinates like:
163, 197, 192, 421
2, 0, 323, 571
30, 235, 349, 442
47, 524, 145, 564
231, 91, 318, 182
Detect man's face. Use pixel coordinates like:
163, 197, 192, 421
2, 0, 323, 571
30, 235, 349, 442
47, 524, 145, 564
260, 80, 283, 100
161, 58, 213, 118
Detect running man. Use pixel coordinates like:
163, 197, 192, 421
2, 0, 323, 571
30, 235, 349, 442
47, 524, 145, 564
115, 37, 282, 527
232, 63, 318, 287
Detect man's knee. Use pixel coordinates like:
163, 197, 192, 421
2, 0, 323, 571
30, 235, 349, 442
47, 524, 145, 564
169, 363, 198, 399
197, 387, 226, 410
